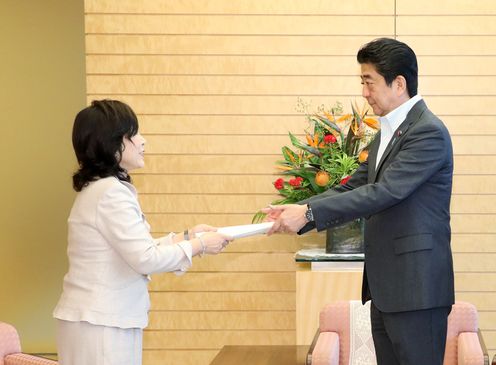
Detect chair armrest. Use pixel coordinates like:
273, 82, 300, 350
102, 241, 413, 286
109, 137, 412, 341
307, 331, 339, 365
0, 322, 21, 358
458, 332, 484, 365
477, 330, 489, 365
306, 328, 321, 365
5, 353, 58, 365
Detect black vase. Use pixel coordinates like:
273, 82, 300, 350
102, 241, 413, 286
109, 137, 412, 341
325, 218, 364, 254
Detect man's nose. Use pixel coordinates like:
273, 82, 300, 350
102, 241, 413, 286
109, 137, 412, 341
362, 85, 369, 98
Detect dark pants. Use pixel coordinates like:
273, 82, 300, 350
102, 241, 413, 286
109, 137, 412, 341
370, 301, 451, 365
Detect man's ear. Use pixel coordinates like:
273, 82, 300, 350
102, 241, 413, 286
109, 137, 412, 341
395, 75, 408, 96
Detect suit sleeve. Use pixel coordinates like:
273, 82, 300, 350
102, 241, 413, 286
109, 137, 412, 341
310, 121, 451, 232
297, 153, 370, 234
95, 184, 193, 275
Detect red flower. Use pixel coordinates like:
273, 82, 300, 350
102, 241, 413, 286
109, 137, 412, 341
324, 134, 337, 144
289, 177, 303, 187
274, 178, 285, 190
340, 175, 351, 185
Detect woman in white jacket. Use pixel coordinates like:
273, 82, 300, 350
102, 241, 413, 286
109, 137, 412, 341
53, 99, 233, 365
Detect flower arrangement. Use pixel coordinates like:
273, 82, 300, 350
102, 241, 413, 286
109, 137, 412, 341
254, 99, 380, 222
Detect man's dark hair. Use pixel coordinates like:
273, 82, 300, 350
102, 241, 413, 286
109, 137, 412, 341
71, 99, 139, 192
357, 38, 418, 97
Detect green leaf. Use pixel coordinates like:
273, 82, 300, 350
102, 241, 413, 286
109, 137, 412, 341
281, 146, 298, 164
252, 211, 267, 223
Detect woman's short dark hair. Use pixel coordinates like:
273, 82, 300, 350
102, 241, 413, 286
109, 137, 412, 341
72, 99, 139, 192
357, 38, 418, 97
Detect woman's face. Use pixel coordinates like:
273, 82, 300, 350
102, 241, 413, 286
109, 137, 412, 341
120, 132, 146, 171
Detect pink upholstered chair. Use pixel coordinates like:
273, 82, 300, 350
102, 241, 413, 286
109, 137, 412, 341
0, 322, 57, 365
307, 301, 489, 365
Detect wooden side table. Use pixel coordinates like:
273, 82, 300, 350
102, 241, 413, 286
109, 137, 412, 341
295, 250, 364, 345
210, 345, 309, 365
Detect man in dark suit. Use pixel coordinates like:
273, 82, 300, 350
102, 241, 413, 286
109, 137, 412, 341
263, 38, 454, 364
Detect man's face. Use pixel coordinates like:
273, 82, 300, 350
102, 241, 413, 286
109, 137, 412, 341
360, 63, 397, 117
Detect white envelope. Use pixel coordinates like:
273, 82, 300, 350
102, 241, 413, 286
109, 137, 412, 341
197, 222, 274, 239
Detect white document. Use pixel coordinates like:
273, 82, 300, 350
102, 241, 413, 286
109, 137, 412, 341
197, 222, 274, 239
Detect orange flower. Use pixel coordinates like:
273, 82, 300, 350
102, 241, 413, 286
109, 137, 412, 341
315, 171, 330, 187
363, 117, 380, 130
358, 149, 369, 163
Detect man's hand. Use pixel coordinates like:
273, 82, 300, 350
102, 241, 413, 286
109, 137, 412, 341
261, 204, 309, 235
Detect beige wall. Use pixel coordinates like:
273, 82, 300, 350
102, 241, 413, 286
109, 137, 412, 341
0, 0, 86, 354
84, 1, 496, 364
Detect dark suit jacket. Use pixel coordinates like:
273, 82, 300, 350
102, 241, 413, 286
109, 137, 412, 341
300, 100, 455, 313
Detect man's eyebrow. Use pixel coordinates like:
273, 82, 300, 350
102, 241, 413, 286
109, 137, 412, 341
361, 74, 373, 79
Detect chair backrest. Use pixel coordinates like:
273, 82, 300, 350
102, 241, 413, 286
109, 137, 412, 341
318, 301, 479, 365
0, 322, 21, 365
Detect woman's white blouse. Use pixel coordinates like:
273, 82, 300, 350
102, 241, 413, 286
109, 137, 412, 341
53, 177, 192, 329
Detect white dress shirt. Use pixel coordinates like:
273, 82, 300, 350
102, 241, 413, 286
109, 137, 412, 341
376, 94, 423, 168
53, 176, 192, 329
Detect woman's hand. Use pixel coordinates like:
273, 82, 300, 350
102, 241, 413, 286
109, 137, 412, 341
189, 224, 218, 237
192, 232, 234, 256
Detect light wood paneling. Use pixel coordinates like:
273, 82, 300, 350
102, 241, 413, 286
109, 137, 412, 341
86, 75, 361, 95
148, 311, 295, 330
136, 135, 491, 155
85, 14, 393, 35
137, 155, 278, 174
148, 272, 295, 292
398, 16, 496, 35
454, 156, 496, 175
451, 234, 496, 252
133, 115, 496, 135
143, 350, 218, 365
85, 35, 391, 55
134, 175, 496, 195
133, 155, 496, 175
451, 215, 496, 234
140, 194, 495, 215
134, 175, 277, 194
400, 36, 496, 55
142, 329, 295, 349
453, 253, 496, 272
296, 269, 363, 345
87, 75, 496, 96
85, 0, 395, 15
456, 273, 496, 292
86, 55, 361, 75
419, 56, 496, 75
87, 94, 496, 115
149, 292, 296, 311
87, 54, 496, 76
451, 196, 496, 214
397, 0, 496, 15
186, 253, 296, 272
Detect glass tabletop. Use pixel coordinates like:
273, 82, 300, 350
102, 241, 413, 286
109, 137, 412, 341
295, 248, 364, 262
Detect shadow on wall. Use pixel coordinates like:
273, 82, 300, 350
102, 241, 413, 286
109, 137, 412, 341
0, 0, 86, 354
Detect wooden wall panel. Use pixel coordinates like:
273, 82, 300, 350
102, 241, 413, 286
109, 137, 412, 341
86, 55, 360, 75
85, 0, 395, 15
397, 0, 496, 15
85, 14, 392, 35
85, 0, 495, 362
85, 35, 391, 55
